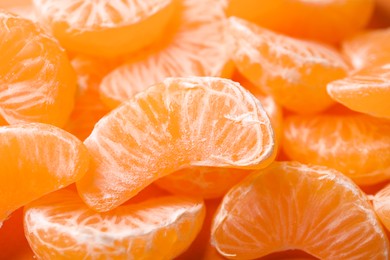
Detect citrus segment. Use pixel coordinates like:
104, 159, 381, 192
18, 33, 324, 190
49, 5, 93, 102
0, 0, 35, 20
99, 0, 232, 108
0, 11, 77, 127
211, 162, 389, 259
24, 189, 205, 259
77, 77, 275, 212
282, 114, 390, 185
327, 64, 390, 119
228, 17, 348, 114
374, 184, 390, 232
225, 0, 374, 44
0, 123, 89, 224
32, 0, 178, 58
342, 28, 390, 70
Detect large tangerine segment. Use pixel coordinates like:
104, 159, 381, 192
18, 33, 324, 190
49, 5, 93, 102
228, 17, 348, 114
99, 0, 232, 108
342, 28, 390, 70
24, 189, 205, 259
211, 162, 389, 259
0, 123, 89, 225
77, 77, 275, 212
282, 114, 390, 185
327, 64, 390, 119
0, 11, 77, 127
225, 0, 374, 44
32, 0, 178, 58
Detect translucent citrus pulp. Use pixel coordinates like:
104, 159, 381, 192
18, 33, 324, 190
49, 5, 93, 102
0, 11, 77, 127
374, 184, 390, 232
225, 0, 374, 44
32, 0, 178, 58
0, 123, 89, 225
327, 64, 390, 119
228, 17, 348, 114
99, 0, 233, 108
24, 189, 205, 259
211, 161, 389, 259
282, 114, 390, 185
77, 77, 275, 212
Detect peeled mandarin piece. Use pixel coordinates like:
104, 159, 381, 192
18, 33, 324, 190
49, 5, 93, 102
327, 64, 390, 119
282, 114, 390, 185
342, 28, 390, 70
99, 0, 233, 108
211, 161, 389, 259
77, 77, 275, 212
24, 189, 205, 259
225, 0, 374, 44
0, 11, 77, 127
228, 17, 348, 114
0, 0, 35, 20
0, 123, 89, 224
155, 167, 251, 199
32, 0, 178, 58
374, 184, 390, 232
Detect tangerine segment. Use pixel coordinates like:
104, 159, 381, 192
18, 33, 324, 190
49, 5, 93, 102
374, 184, 390, 232
228, 17, 348, 114
0, 123, 89, 225
0, 0, 35, 20
77, 77, 275, 212
327, 64, 390, 119
155, 167, 251, 199
225, 0, 374, 44
211, 161, 389, 259
99, 0, 233, 109
342, 28, 390, 70
282, 114, 390, 185
32, 0, 178, 58
24, 190, 205, 259
0, 11, 77, 127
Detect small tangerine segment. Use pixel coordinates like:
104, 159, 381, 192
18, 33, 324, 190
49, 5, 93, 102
211, 161, 389, 259
0, 123, 90, 224
32, 0, 178, 58
24, 189, 205, 259
228, 17, 348, 114
0, 11, 77, 127
282, 114, 390, 185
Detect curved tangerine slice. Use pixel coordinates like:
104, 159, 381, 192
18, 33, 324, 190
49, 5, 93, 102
0, 11, 77, 127
228, 17, 348, 114
99, 0, 233, 108
342, 28, 390, 70
282, 114, 390, 185
155, 81, 282, 199
225, 0, 374, 44
77, 77, 275, 212
32, 0, 177, 58
327, 64, 390, 119
0, 123, 89, 225
0, 0, 35, 20
24, 189, 205, 259
373, 184, 390, 232
211, 161, 389, 259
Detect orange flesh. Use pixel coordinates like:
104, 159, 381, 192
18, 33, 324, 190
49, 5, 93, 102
0, 123, 90, 223
77, 77, 275, 212
0, 11, 77, 127
282, 114, 390, 185
226, 0, 374, 44
228, 17, 348, 114
32, 0, 178, 58
24, 189, 205, 259
211, 162, 389, 259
